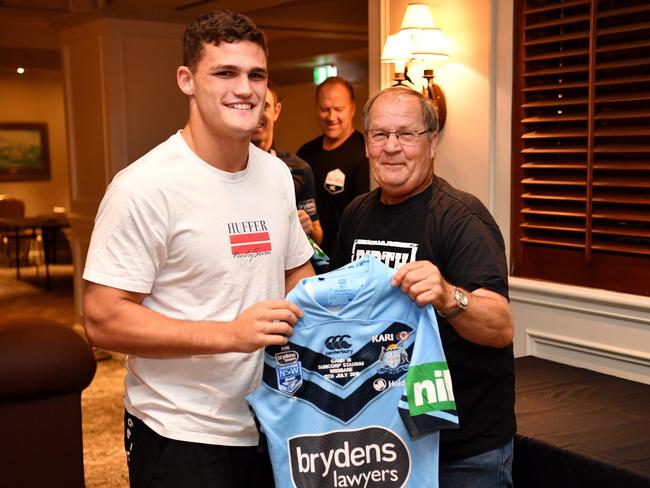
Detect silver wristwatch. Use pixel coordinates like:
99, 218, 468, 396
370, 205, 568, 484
437, 287, 468, 319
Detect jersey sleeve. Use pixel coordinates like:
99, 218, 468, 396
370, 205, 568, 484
400, 304, 459, 436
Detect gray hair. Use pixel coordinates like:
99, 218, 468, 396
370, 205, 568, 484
362, 86, 438, 136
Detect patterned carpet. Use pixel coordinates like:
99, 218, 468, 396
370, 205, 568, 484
0, 264, 129, 487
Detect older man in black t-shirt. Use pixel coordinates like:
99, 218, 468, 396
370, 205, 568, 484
331, 86, 516, 488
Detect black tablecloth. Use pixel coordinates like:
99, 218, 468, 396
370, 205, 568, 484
514, 356, 650, 487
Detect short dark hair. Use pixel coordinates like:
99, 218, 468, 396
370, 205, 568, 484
315, 76, 355, 101
266, 79, 281, 104
182, 10, 267, 71
362, 86, 438, 136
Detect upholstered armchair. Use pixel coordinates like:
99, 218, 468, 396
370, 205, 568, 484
0, 315, 96, 488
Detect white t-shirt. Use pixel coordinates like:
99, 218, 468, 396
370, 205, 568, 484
83, 131, 313, 446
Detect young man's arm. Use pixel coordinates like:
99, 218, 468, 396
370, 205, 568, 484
83, 282, 303, 357
285, 259, 314, 294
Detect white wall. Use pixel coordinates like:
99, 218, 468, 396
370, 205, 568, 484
371, 0, 650, 384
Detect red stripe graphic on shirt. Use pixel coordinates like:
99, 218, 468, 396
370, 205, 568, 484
229, 232, 269, 245
229, 231, 272, 255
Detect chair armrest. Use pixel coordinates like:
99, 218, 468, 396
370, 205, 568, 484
0, 315, 96, 401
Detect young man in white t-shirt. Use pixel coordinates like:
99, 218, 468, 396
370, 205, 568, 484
82, 10, 313, 488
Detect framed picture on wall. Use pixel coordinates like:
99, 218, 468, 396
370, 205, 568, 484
0, 122, 51, 181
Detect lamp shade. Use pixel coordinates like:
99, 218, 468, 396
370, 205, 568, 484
411, 28, 449, 60
400, 3, 436, 30
381, 32, 413, 62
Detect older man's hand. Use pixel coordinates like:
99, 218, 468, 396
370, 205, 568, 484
390, 260, 456, 311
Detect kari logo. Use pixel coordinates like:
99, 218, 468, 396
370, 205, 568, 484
227, 220, 271, 257
288, 426, 410, 487
372, 329, 412, 344
396, 331, 411, 342
325, 335, 352, 351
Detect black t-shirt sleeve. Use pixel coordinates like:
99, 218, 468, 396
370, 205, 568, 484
436, 202, 509, 298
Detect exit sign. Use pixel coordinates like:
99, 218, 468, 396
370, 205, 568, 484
313, 65, 337, 84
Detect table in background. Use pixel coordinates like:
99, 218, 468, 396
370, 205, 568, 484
0, 214, 71, 291
514, 356, 650, 487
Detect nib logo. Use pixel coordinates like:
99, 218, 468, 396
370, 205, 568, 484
288, 427, 410, 487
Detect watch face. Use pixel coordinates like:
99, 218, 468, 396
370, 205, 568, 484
455, 289, 469, 308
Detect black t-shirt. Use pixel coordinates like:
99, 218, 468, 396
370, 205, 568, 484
296, 130, 369, 255
274, 148, 319, 221
331, 176, 516, 461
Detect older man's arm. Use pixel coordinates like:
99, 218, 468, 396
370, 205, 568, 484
391, 260, 514, 348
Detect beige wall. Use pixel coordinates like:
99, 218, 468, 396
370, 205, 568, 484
0, 71, 70, 215
383, 0, 492, 205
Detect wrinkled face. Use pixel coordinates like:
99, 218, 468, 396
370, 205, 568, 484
316, 83, 355, 144
181, 40, 267, 139
251, 88, 281, 152
365, 91, 437, 205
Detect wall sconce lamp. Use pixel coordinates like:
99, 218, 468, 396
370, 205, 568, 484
381, 2, 450, 130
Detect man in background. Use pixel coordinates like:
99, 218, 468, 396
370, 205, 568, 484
252, 80, 323, 246
297, 76, 369, 256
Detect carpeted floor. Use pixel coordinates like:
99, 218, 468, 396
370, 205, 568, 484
0, 264, 129, 487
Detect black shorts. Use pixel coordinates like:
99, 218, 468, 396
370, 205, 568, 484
124, 411, 275, 488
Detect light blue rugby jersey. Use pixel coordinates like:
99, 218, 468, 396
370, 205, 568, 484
247, 256, 459, 488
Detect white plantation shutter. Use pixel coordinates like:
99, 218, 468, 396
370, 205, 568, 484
512, 0, 650, 296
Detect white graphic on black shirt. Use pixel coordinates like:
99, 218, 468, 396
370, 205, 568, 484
351, 239, 418, 270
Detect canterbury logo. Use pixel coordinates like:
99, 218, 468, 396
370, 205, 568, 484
325, 335, 352, 350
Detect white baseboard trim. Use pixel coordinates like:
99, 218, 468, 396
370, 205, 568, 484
510, 277, 650, 327
526, 329, 650, 384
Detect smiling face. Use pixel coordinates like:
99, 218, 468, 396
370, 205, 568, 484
366, 91, 437, 205
179, 40, 268, 141
251, 88, 281, 152
317, 82, 356, 147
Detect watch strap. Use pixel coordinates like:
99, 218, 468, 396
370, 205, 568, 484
437, 287, 468, 319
